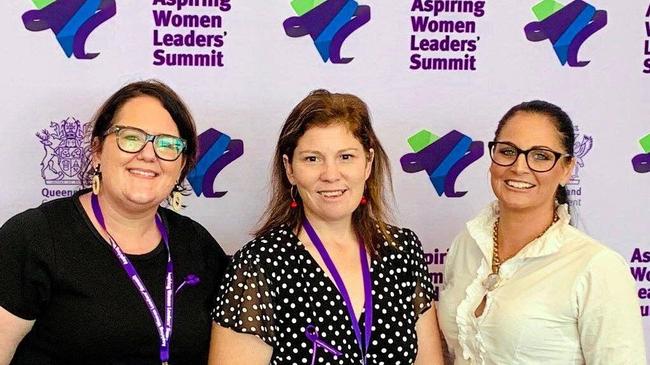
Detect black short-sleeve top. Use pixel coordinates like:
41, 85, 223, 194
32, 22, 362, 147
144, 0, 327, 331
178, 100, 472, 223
211, 224, 435, 365
0, 190, 229, 365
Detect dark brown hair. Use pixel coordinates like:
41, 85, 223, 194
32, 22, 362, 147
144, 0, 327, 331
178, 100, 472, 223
256, 89, 394, 254
494, 100, 575, 207
85, 80, 197, 195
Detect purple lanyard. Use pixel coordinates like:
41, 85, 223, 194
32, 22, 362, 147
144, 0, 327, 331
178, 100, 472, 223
91, 194, 174, 365
302, 218, 373, 364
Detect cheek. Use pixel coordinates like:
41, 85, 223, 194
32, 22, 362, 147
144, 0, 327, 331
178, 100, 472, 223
489, 164, 502, 185
166, 163, 184, 180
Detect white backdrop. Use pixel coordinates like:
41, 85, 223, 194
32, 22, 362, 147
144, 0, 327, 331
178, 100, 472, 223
1, 0, 649, 358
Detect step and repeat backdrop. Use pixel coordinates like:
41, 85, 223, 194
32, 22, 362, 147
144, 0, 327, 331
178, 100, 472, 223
1, 0, 649, 355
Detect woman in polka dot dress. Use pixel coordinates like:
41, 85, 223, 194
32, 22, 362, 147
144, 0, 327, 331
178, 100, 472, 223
208, 90, 444, 365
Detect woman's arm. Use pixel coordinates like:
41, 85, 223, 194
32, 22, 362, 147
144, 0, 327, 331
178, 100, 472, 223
414, 302, 445, 365
0, 306, 33, 365
208, 323, 273, 365
577, 250, 647, 365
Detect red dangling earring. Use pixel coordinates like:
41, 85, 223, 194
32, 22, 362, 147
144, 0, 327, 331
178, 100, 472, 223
360, 195, 368, 205
290, 185, 298, 209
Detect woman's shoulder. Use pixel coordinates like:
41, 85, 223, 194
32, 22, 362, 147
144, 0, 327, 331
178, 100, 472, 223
560, 225, 628, 269
159, 207, 215, 239
231, 225, 300, 265
157, 207, 227, 259
1, 196, 76, 237
376, 224, 426, 257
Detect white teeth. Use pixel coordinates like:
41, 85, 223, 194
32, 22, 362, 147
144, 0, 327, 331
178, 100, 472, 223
319, 190, 344, 198
129, 169, 156, 177
506, 180, 534, 189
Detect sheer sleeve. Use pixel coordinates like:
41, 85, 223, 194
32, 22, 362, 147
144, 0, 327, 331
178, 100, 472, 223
211, 242, 276, 346
404, 228, 435, 318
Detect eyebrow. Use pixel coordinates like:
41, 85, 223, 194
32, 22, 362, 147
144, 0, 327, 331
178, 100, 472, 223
295, 148, 362, 155
496, 140, 559, 151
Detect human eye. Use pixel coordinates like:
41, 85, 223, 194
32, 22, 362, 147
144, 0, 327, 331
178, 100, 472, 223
340, 153, 355, 161
532, 150, 554, 161
303, 155, 319, 163
119, 129, 145, 150
157, 136, 182, 151
497, 146, 516, 157
122, 130, 143, 142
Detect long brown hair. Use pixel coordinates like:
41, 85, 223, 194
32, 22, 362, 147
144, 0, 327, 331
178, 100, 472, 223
255, 89, 394, 254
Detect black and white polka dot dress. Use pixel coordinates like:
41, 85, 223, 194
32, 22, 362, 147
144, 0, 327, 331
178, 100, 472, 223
211, 224, 435, 365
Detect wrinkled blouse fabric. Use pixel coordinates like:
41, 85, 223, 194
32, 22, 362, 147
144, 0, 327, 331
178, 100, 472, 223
438, 202, 646, 365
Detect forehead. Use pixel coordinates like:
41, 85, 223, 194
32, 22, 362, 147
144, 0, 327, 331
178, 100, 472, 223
113, 95, 179, 136
296, 122, 362, 151
497, 112, 564, 150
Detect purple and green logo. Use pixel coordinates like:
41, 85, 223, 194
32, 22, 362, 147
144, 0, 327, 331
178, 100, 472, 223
524, 0, 607, 67
632, 133, 650, 173
187, 128, 244, 198
283, 0, 370, 64
400, 129, 484, 198
22, 0, 117, 59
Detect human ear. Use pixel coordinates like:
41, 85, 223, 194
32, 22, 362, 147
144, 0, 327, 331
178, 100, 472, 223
282, 154, 295, 185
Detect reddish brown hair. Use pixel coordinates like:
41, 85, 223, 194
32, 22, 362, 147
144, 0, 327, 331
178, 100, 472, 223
255, 90, 394, 254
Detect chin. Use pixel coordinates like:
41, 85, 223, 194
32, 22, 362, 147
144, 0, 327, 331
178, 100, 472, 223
498, 197, 545, 213
124, 191, 165, 207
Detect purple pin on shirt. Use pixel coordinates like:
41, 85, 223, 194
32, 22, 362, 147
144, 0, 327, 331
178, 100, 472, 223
175, 274, 200, 295
302, 218, 373, 364
305, 324, 343, 365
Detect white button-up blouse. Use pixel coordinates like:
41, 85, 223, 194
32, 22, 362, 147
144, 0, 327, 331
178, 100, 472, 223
438, 202, 646, 365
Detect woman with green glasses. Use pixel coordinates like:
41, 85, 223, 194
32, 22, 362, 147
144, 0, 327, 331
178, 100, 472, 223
0, 80, 229, 364
437, 100, 646, 364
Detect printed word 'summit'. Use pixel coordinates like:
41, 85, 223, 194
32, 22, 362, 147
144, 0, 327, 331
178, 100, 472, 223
410, 54, 476, 70
153, 49, 224, 67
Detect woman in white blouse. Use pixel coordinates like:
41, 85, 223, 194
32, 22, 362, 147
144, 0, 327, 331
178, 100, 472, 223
438, 100, 646, 364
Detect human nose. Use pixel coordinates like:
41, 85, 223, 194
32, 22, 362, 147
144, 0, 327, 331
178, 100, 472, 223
511, 151, 530, 173
137, 140, 157, 161
320, 160, 341, 181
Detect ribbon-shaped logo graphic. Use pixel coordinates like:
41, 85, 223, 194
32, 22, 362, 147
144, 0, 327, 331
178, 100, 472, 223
401, 129, 484, 198
632, 134, 650, 173
524, 0, 607, 67
187, 128, 244, 198
22, 0, 117, 59
283, 0, 370, 63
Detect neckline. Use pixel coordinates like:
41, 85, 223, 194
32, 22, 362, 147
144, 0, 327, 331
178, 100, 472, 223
73, 189, 165, 260
284, 226, 374, 324
467, 201, 570, 263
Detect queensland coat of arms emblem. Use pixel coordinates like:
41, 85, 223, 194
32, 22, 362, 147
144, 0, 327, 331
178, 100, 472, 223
569, 127, 593, 185
36, 118, 91, 185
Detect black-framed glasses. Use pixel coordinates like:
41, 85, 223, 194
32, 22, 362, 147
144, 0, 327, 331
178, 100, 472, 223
105, 125, 187, 161
488, 141, 572, 172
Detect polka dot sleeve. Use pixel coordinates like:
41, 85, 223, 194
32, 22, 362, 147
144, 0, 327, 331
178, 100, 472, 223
405, 229, 435, 318
211, 242, 276, 345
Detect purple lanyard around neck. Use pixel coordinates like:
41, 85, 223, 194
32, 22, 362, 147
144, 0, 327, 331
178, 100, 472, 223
91, 194, 174, 365
302, 218, 373, 363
